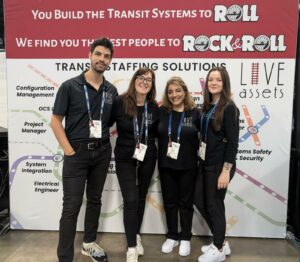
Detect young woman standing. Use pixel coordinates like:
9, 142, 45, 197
111, 68, 158, 262
157, 77, 199, 257
195, 67, 239, 262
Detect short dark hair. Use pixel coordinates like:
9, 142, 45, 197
90, 37, 114, 57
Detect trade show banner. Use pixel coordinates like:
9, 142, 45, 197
4, 0, 298, 237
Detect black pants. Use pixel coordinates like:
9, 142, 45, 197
115, 157, 156, 247
194, 163, 235, 249
159, 167, 197, 241
57, 143, 112, 262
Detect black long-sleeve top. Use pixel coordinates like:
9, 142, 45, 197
110, 96, 159, 161
157, 107, 200, 170
200, 102, 239, 166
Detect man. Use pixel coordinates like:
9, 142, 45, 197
51, 37, 118, 262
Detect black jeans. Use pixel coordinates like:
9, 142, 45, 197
159, 166, 197, 241
57, 142, 112, 262
194, 163, 235, 249
115, 157, 156, 247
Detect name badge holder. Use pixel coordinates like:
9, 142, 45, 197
199, 103, 218, 160
90, 120, 102, 138
84, 85, 106, 139
132, 101, 149, 185
167, 111, 185, 160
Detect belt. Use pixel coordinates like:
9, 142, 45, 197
71, 139, 110, 151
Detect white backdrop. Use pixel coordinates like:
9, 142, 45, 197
4, 1, 299, 238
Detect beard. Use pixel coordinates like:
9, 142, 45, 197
91, 61, 108, 74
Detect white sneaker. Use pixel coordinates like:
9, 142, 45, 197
126, 247, 138, 262
201, 241, 231, 256
136, 234, 144, 256
81, 242, 108, 262
179, 240, 191, 256
161, 238, 179, 253
198, 244, 226, 262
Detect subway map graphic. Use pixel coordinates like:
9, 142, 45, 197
7, 59, 291, 237
239, 105, 270, 146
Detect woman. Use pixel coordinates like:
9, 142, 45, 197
157, 76, 199, 257
110, 67, 158, 262
194, 67, 239, 262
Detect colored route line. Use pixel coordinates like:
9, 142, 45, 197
119, 168, 287, 227
11, 109, 50, 127
10, 141, 55, 155
191, 78, 206, 96
226, 216, 238, 232
149, 174, 160, 188
10, 213, 24, 230
10, 153, 124, 218
53, 155, 163, 218
9, 155, 54, 189
112, 79, 129, 86
146, 195, 164, 212
227, 189, 285, 227
239, 105, 270, 145
199, 77, 206, 94
195, 210, 238, 232
27, 65, 60, 88
236, 168, 287, 205
9, 155, 286, 226
100, 162, 163, 216
100, 204, 124, 218
52, 154, 126, 218
110, 129, 118, 136
52, 151, 64, 182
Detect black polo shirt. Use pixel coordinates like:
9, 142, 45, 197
53, 71, 118, 142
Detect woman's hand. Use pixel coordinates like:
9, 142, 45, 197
217, 171, 230, 189
217, 162, 232, 189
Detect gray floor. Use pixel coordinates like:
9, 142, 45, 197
0, 230, 299, 262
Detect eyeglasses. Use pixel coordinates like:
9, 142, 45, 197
136, 75, 152, 84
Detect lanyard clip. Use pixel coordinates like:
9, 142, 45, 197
168, 136, 172, 147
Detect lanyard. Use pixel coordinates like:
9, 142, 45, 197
168, 111, 185, 143
200, 103, 218, 142
84, 85, 106, 125
133, 101, 148, 145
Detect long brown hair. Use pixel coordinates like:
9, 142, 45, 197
203, 66, 235, 131
161, 76, 195, 111
121, 67, 156, 117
